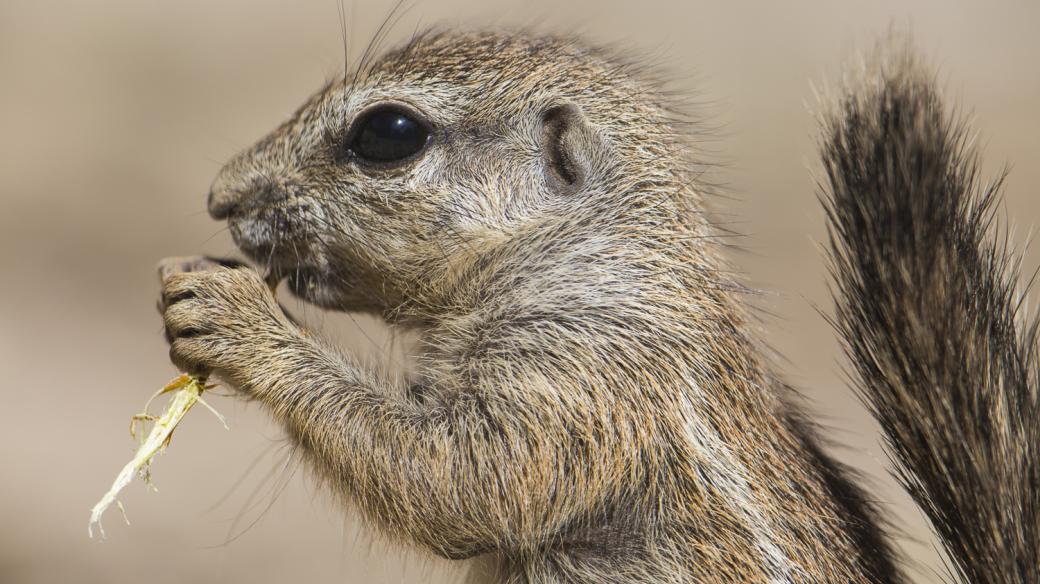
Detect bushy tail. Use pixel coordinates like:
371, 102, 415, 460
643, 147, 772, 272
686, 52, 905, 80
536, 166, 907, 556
819, 46, 1040, 583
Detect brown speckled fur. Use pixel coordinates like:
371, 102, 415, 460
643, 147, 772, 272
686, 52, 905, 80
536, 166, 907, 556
156, 30, 1031, 583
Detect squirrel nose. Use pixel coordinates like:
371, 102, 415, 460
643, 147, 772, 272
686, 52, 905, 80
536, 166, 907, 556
209, 181, 292, 220
208, 187, 238, 220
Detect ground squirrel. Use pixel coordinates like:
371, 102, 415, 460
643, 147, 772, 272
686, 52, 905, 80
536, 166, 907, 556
157, 31, 1038, 583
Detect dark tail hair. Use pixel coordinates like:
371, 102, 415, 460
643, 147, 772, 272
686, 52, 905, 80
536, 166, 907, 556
818, 45, 1039, 583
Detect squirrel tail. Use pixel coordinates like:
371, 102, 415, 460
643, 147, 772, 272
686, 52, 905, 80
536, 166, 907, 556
818, 42, 1039, 583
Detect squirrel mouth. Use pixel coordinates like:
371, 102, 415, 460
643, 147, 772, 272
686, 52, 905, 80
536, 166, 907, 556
224, 203, 360, 306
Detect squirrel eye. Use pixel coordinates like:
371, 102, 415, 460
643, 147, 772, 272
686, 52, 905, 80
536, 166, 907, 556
348, 106, 430, 163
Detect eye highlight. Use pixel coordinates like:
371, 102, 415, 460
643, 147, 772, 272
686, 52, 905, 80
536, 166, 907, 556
347, 105, 431, 164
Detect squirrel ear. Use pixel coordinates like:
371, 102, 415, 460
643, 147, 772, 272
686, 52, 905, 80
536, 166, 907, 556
539, 103, 607, 195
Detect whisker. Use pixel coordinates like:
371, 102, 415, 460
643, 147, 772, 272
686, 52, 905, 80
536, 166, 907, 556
200, 225, 231, 247
220, 451, 301, 546
352, 0, 415, 87
204, 440, 282, 514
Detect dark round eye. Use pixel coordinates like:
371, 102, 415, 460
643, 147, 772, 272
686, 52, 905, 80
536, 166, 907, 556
349, 106, 430, 163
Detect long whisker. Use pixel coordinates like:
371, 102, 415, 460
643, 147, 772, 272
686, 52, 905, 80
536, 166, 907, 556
204, 440, 282, 514
200, 225, 231, 247
352, 0, 416, 87
336, 0, 350, 89
220, 448, 302, 546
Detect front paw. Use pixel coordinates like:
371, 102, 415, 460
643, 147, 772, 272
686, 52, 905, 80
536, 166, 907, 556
157, 256, 295, 385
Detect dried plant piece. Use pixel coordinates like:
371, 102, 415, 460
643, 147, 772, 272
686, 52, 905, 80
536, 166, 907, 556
88, 373, 227, 539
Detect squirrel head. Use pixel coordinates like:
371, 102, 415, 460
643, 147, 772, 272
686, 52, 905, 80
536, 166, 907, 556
209, 31, 691, 317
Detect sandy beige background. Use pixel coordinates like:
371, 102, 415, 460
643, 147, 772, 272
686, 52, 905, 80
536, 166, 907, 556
1, 1, 1037, 582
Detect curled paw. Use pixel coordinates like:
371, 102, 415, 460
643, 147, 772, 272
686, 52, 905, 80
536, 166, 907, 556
157, 256, 293, 383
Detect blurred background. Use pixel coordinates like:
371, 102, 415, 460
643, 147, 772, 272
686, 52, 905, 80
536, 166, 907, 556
1, 1, 1037, 582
